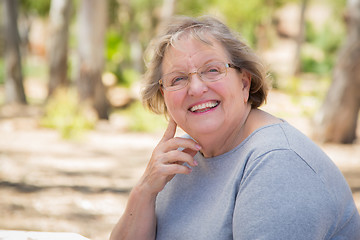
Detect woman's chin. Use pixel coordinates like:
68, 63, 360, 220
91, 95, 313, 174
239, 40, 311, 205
184, 121, 223, 137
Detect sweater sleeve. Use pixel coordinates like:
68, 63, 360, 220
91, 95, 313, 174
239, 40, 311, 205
233, 149, 336, 240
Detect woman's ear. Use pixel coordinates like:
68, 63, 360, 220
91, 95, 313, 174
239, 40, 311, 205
241, 70, 251, 90
241, 70, 251, 103
159, 88, 164, 97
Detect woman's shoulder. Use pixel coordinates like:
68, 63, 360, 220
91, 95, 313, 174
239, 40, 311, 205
242, 114, 336, 173
243, 109, 316, 155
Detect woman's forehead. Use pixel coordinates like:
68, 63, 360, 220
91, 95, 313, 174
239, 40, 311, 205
162, 37, 227, 71
168, 31, 214, 51
163, 35, 226, 61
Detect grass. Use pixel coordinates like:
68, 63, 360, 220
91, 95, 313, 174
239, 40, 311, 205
40, 88, 96, 139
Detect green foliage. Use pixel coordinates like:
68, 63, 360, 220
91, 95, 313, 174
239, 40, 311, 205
326, 0, 346, 15
306, 21, 344, 55
118, 101, 167, 132
301, 20, 345, 75
105, 0, 162, 87
214, 0, 269, 45
176, 0, 217, 16
105, 29, 126, 83
105, 30, 143, 87
121, 68, 141, 87
40, 88, 96, 139
103, 0, 297, 88
106, 30, 126, 61
108, 0, 121, 26
20, 0, 51, 17
301, 54, 333, 75
176, 0, 295, 47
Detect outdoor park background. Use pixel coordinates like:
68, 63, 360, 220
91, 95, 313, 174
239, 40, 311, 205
1, 0, 360, 239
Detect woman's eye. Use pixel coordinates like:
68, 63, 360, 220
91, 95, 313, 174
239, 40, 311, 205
171, 76, 186, 85
202, 63, 222, 74
208, 68, 219, 73
203, 67, 220, 74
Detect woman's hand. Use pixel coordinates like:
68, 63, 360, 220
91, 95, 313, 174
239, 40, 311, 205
110, 118, 200, 240
139, 118, 201, 196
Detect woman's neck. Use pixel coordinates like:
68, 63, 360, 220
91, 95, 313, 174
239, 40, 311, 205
196, 106, 253, 158
195, 108, 282, 158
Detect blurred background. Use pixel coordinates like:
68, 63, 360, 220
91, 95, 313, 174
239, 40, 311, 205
0, 0, 359, 239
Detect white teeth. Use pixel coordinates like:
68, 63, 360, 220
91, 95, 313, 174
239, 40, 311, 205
190, 101, 219, 112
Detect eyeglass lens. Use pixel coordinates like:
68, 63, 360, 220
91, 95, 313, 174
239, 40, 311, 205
161, 62, 228, 91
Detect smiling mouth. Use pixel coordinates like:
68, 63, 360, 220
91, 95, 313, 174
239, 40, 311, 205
189, 101, 220, 113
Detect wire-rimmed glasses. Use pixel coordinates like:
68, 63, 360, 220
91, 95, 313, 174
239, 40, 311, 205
159, 62, 240, 91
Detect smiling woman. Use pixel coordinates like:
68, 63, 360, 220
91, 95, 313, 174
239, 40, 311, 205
159, 36, 254, 156
110, 16, 360, 240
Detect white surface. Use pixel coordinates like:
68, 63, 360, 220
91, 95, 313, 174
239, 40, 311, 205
0, 230, 90, 240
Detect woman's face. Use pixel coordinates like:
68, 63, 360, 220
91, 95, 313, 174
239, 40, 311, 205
161, 36, 250, 139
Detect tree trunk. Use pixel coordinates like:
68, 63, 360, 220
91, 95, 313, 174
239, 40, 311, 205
47, 0, 72, 97
77, 0, 109, 119
3, 0, 27, 104
160, 0, 176, 21
293, 0, 308, 76
313, 0, 360, 143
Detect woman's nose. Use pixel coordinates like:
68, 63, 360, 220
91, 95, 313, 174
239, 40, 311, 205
187, 73, 208, 96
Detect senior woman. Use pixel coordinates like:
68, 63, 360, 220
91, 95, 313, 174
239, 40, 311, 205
110, 16, 360, 240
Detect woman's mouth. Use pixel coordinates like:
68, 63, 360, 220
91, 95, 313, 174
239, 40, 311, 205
189, 101, 220, 113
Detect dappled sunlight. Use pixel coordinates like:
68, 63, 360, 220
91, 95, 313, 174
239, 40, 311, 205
1, 88, 359, 239
1, 0, 359, 238
0, 120, 161, 239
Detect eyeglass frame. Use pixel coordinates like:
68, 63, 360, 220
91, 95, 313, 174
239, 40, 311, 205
158, 62, 241, 91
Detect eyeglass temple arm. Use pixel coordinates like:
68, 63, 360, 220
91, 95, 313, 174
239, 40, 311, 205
227, 63, 242, 72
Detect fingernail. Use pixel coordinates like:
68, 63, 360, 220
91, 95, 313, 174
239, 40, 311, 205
195, 144, 201, 150
194, 160, 198, 166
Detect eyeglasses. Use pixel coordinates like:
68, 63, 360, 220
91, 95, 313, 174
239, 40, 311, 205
159, 62, 240, 91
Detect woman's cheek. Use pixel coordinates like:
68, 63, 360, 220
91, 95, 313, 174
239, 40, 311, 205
165, 92, 186, 111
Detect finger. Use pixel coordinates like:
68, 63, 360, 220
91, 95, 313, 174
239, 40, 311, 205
165, 137, 201, 153
182, 147, 199, 157
162, 150, 198, 167
160, 118, 177, 142
164, 164, 193, 175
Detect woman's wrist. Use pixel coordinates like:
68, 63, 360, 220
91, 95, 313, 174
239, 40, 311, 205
133, 180, 159, 201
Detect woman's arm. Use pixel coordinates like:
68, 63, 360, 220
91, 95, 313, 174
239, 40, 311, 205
109, 184, 157, 240
233, 150, 334, 239
110, 119, 200, 240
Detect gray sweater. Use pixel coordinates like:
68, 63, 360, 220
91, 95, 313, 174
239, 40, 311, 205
155, 122, 360, 239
